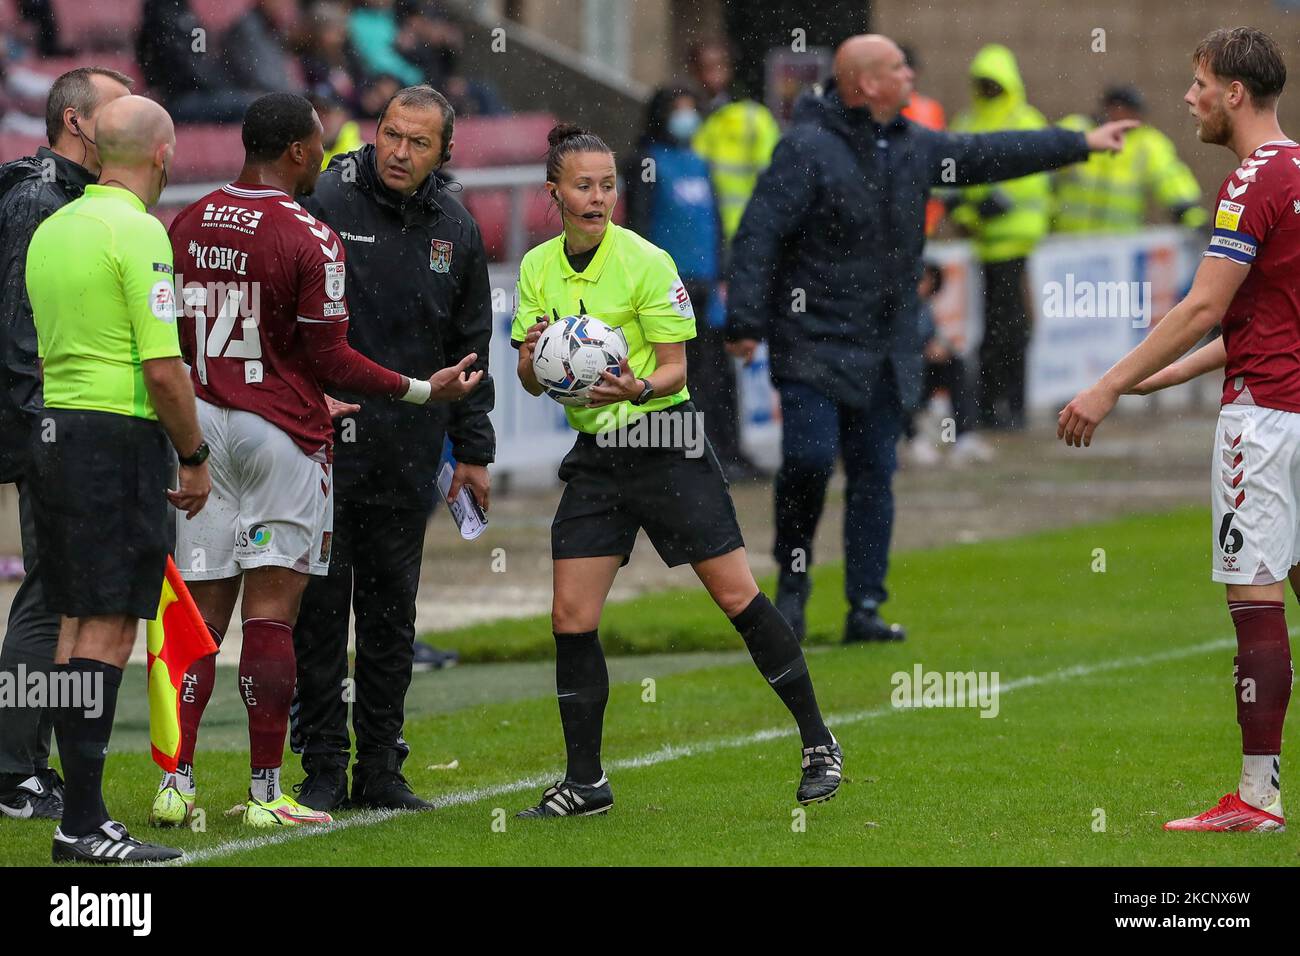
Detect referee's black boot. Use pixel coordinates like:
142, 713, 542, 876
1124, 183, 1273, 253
351, 769, 435, 812
295, 762, 349, 812
775, 572, 811, 642
843, 605, 906, 644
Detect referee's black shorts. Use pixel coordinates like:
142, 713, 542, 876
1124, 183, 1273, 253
29, 409, 172, 619
552, 401, 745, 567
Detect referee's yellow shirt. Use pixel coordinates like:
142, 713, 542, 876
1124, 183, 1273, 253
26, 184, 181, 421
511, 222, 696, 434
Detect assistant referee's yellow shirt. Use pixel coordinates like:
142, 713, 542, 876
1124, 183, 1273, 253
26, 184, 180, 421
511, 222, 696, 434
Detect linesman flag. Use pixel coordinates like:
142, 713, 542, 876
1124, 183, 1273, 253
147, 557, 217, 771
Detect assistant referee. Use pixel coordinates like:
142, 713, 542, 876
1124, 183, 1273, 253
25, 95, 210, 863
511, 124, 840, 818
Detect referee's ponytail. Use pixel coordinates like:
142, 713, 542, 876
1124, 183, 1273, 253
545, 123, 613, 182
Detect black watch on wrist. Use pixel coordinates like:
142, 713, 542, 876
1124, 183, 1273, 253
631, 378, 655, 406
177, 441, 210, 467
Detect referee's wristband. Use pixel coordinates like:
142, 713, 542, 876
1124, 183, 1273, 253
400, 377, 432, 405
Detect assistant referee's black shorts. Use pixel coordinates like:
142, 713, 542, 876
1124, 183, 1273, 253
29, 409, 171, 619
552, 401, 745, 567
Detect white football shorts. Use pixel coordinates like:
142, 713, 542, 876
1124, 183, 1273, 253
175, 397, 334, 580
1211, 403, 1300, 585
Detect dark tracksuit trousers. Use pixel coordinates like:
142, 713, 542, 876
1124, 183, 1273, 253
0, 478, 61, 777
291, 497, 430, 778
976, 257, 1032, 428
682, 280, 745, 468
773, 372, 902, 611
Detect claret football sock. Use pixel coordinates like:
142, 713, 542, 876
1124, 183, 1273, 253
1240, 754, 1281, 811
239, 618, 296, 774
731, 593, 833, 748
1228, 600, 1292, 809
554, 630, 608, 786
177, 624, 223, 774
1228, 601, 1292, 747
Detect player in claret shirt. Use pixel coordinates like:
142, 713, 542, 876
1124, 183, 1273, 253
152, 93, 483, 830
1060, 28, 1295, 832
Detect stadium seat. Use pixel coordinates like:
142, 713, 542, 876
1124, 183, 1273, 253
171, 124, 245, 182
445, 114, 556, 170
15, 53, 145, 88
189, 0, 255, 34
0, 133, 46, 164
50, 0, 143, 51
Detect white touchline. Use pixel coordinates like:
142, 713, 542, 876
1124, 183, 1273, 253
172, 635, 1239, 866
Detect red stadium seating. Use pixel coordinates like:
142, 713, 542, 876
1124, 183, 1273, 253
16, 53, 145, 87
0, 133, 46, 163
170, 123, 245, 182
189, 0, 255, 34
444, 113, 555, 170
49, 0, 143, 51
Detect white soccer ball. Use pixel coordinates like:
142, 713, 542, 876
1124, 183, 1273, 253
532, 315, 629, 407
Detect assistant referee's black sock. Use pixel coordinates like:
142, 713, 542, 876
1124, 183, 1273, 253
52, 658, 122, 837
731, 593, 833, 748
554, 630, 608, 786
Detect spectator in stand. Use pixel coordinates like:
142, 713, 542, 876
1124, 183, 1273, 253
948, 44, 1054, 432
440, 46, 507, 118
349, 0, 424, 88
393, 0, 461, 88
901, 263, 990, 466
311, 90, 363, 169
688, 39, 775, 479
899, 44, 947, 236
223, 0, 301, 94
625, 88, 746, 479
137, 0, 259, 123
358, 73, 403, 119
301, 2, 364, 111
18, 0, 72, 57
1, 28, 53, 136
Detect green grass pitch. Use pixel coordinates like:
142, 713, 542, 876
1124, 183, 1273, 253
3, 507, 1298, 866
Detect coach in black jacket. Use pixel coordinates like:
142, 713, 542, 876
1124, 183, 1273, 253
726, 36, 1131, 644
0, 67, 133, 820
292, 86, 495, 811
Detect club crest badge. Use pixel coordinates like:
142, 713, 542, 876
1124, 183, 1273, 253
430, 238, 453, 273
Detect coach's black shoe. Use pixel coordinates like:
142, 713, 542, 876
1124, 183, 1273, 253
843, 606, 905, 644
294, 764, 350, 813
412, 643, 459, 672
797, 740, 843, 805
0, 771, 63, 820
775, 574, 811, 642
351, 770, 435, 811
52, 820, 182, 864
517, 777, 614, 818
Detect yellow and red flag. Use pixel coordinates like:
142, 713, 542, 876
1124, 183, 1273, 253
146, 557, 217, 771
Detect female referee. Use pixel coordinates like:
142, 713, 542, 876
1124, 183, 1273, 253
511, 124, 841, 817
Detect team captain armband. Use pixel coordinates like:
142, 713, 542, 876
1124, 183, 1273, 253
1206, 227, 1259, 264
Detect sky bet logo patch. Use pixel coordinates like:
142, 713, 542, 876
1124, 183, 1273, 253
1216, 199, 1245, 230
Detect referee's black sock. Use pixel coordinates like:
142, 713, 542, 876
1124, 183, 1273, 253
731, 593, 834, 748
52, 658, 122, 837
554, 630, 608, 786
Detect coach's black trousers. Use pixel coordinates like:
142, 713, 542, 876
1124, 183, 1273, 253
291, 497, 430, 778
0, 478, 61, 777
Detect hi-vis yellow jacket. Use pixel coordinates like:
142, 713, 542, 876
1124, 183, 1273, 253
1052, 114, 1207, 233
949, 44, 1052, 263
692, 98, 781, 247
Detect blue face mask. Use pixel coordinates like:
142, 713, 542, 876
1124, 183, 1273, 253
667, 108, 701, 142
